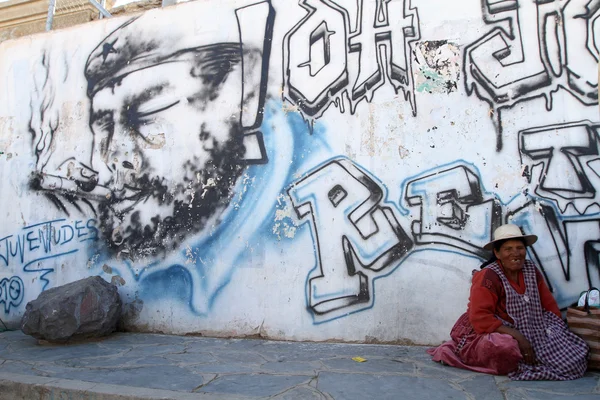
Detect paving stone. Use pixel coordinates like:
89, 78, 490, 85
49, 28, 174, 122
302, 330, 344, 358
505, 389, 600, 400
0, 331, 30, 340
263, 341, 406, 359
498, 376, 599, 394
312, 343, 406, 359
358, 344, 424, 358
317, 371, 467, 400
198, 373, 310, 397
183, 338, 232, 352
96, 340, 136, 349
405, 347, 440, 363
101, 333, 191, 345
164, 352, 220, 364
259, 349, 336, 363
270, 384, 328, 399
3, 330, 600, 400
125, 344, 187, 357
49, 364, 206, 391
212, 351, 267, 364
188, 361, 263, 374
458, 375, 505, 400
258, 344, 335, 362
0, 360, 40, 375
55, 355, 133, 368
4, 339, 43, 352
128, 355, 175, 366
321, 357, 416, 375
218, 339, 267, 351
416, 361, 478, 380
2, 342, 123, 362
258, 343, 387, 363
0, 371, 61, 386
261, 342, 327, 353
259, 361, 321, 375
33, 361, 126, 377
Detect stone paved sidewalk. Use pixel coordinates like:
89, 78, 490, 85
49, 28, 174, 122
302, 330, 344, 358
0, 330, 599, 399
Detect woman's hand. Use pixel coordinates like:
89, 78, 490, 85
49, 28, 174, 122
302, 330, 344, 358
513, 331, 536, 365
496, 325, 536, 364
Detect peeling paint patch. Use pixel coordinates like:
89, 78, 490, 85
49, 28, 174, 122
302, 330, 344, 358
140, 132, 166, 149
185, 245, 196, 264
281, 103, 300, 114
398, 145, 410, 159
413, 40, 460, 94
272, 194, 298, 240
111, 275, 126, 286
0, 116, 15, 141
282, 224, 296, 238
272, 221, 297, 240
231, 173, 255, 210
86, 253, 100, 268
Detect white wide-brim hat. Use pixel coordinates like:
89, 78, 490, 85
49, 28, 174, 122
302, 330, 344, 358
483, 224, 538, 251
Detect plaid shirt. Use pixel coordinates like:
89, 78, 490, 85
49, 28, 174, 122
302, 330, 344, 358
487, 260, 588, 380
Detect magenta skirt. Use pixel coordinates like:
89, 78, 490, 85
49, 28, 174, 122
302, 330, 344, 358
427, 312, 523, 375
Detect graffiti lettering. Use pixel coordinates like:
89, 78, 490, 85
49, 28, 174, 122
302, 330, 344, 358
236, 1, 274, 163
519, 121, 600, 214
0, 276, 24, 313
288, 158, 413, 321
464, 0, 599, 147
284, 0, 420, 118
0, 219, 98, 269
289, 154, 600, 316
508, 202, 600, 307
285, 0, 348, 116
404, 165, 502, 257
563, 0, 599, 104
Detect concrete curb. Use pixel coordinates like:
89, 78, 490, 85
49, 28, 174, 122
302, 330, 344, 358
0, 372, 259, 400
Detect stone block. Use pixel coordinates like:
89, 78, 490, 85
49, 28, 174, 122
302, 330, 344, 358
20, 276, 121, 342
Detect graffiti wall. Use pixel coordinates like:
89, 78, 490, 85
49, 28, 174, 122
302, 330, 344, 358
0, 0, 598, 345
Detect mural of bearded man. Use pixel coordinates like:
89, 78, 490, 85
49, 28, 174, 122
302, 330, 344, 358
29, 4, 272, 259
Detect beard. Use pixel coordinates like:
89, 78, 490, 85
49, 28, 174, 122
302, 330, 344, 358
96, 125, 247, 259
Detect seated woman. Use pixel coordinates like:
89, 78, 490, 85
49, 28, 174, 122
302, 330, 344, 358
428, 224, 589, 380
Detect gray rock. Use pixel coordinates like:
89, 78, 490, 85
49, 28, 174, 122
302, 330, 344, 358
20, 276, 121, 342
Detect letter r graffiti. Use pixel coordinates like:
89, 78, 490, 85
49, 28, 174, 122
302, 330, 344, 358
288, 158, 413, 322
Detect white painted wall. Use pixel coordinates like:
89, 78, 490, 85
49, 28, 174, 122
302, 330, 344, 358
0, 0, 598, 345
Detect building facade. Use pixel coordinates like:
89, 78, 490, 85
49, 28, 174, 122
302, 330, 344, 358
0, 0, 598, 344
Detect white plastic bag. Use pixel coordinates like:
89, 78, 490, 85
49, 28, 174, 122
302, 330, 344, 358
578, 288, 600, 308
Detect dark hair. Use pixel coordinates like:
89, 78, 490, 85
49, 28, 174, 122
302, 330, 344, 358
479, 237, 527, 269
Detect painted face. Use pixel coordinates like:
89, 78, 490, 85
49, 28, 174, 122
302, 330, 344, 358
494, 239, 527, 275
87, 53, 247, 255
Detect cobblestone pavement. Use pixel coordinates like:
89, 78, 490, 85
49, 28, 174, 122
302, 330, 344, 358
0, 330, 598, 399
